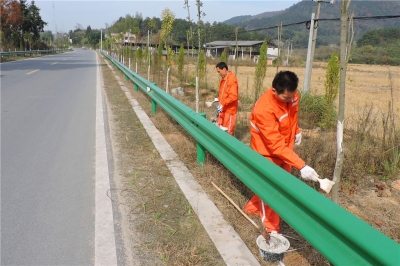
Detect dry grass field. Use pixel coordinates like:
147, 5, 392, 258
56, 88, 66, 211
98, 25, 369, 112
201, 62, 400, 124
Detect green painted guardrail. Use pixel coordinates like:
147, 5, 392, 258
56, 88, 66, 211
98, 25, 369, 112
0, 49, 71, 60
101, 51, 400, 266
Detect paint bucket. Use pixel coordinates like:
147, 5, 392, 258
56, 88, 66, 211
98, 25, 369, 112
256, 233, 290, 262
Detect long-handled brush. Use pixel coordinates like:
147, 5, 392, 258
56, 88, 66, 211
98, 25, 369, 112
211, 182, 270, 242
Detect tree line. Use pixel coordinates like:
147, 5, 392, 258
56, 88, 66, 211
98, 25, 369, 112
0, 0, 47, 50
350, 28, 400, 65
100, 12, 268, 48
68, 25, 102, 48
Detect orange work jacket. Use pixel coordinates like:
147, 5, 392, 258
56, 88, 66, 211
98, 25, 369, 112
218, 71, 238, 114
250, 88, 305, 170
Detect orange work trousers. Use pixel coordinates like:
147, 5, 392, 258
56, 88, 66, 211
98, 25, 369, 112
217, 112, 236, 136
243, 160, 291, 233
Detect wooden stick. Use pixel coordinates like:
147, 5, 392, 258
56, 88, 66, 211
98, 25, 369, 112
211, 182, 260, 230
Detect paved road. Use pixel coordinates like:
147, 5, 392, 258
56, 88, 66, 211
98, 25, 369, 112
1, 50, 112, 265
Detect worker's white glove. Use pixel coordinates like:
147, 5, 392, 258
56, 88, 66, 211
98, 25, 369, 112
300, 165, 319, 182
295, 133, 302, 146
213, 97, 219, 103
217, 104, 223, 113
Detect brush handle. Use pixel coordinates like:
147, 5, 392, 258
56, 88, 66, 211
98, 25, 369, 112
211, 182, 260, 230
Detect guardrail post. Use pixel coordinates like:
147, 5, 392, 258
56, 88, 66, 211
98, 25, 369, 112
197, 113, 207, 165
151, 83, 157, 114
151, 100, 157, 114
125, 74, 129, 81
134, 83, 139, 92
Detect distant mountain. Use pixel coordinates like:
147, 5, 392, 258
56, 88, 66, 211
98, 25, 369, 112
223, 15, 252, 25
223, 0, 400, 46
222, 10, 284, 25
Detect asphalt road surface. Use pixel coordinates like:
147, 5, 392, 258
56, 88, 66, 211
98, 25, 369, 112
1, 49, 115, 265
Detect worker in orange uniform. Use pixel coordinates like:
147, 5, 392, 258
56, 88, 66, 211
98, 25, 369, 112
215, 62, 238, 136
244, 71, 320, 234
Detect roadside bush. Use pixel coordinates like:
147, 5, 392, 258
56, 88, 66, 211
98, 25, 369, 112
299, 92, 326, 129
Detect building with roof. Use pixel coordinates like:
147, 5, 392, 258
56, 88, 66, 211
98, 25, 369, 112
110, 32, 138, 46
203, 40, 279, 65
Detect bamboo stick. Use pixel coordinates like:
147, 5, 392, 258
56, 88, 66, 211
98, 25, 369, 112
211, 182, 260, 229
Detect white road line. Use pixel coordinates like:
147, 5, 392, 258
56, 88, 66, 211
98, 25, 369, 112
103, 58, 260, 266
26, 69, 39, 75
95, 54, 118, 266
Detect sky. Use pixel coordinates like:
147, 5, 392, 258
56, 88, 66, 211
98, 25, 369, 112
35, 0, 302, 33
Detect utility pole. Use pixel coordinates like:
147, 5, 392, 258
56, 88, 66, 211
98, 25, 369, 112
303, 13, 315, 93
100, 29, 102, 51
286, 40, 290, 66
148, 29, 150, 80
235, 27, 238, 75
276, 22, 282, 73
310, 0, 322, 64
304, 0, 336, 93
304, 0, 322, 93
52, 0, 57, 45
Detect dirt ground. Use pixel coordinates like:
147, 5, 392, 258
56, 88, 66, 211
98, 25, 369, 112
103, 54, 400, 265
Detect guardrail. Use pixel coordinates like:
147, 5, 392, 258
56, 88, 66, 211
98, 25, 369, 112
0, 49, 71, 60
101, 51, 399, 265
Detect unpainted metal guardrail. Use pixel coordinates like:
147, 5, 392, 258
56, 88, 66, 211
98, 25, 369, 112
101, 51, 400, 266
0, 49, 71, 60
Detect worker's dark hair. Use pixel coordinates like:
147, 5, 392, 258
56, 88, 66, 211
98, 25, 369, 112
272, 71, 299, 94
216, 62, 228, 70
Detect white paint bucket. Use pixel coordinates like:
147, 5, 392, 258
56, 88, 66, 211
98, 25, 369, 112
256, 233, 290, 262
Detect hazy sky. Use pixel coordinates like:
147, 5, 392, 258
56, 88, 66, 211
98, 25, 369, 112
35, 0, 301, 33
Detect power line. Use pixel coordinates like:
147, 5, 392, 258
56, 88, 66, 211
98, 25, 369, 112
224, 14, 400, 38
318, 14, 400, 22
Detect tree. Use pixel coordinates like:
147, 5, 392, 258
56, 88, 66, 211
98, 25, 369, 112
253, 41, 268, 102
87, 29, 101, 47
160, 8, 175, 47
331, 0, 354, 202
0, 0, 23, 49
86, 25, 92, 37
81, 37, 88, 47
144, 45, 149, 64
20, 0, 47, 49
75, 23, 83, 30
165, 45, 174, 93
324, 52, 340, 106
136, 47, 143, 67
220, 48, 227, 63
321, 51, 340, 129
0, 30, 4, 48
195, 0, 206, 112
70, 30, 85, 46
177, 43, 185, 82
184, 0, 194, 56
157, 43, 163, 69
198, 49, 206, 82
160, 8, 175, 92
132, 26, 141, 42
148, 17, 156, 45
40, 30, 53, 47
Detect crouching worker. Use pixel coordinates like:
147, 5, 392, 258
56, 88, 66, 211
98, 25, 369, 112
244, 71, 320, 234
215, 62, 238, 136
